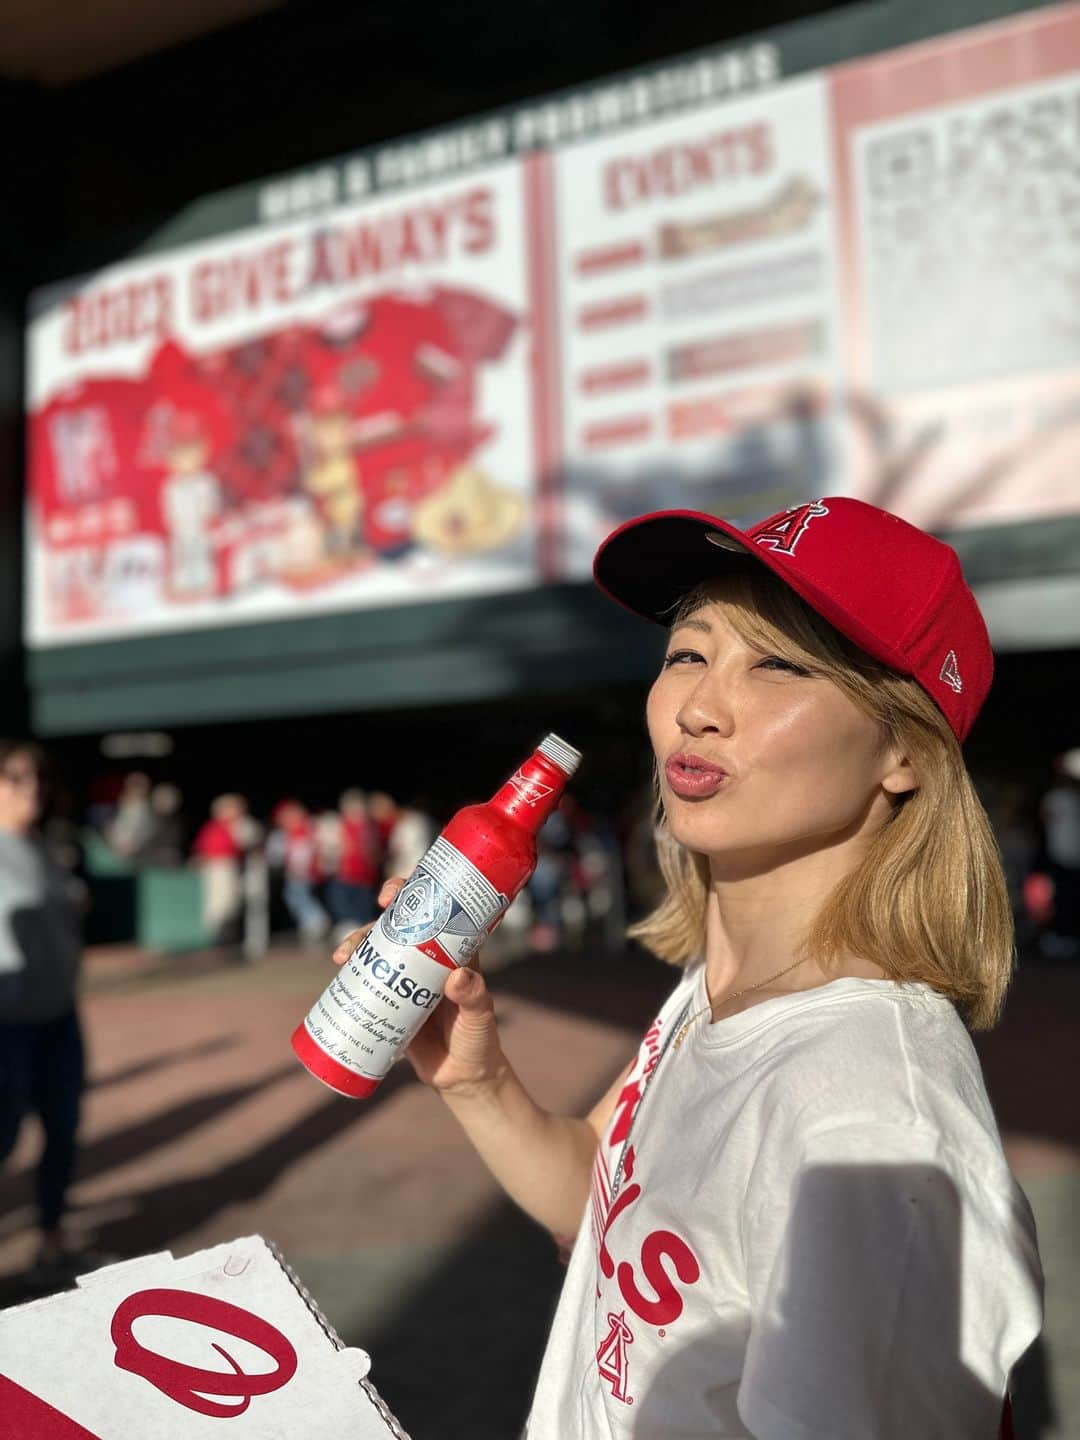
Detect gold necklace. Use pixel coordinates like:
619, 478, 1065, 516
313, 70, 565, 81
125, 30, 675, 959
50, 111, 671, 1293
673, 956, 809, 1049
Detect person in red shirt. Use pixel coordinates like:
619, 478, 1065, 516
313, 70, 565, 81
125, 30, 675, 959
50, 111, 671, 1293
192, 794, 251, 945
326, 790, 380, 933
368, 791, 398, 864
272, 799, 328, 944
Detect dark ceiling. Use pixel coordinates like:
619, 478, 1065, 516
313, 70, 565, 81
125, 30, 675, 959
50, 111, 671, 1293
0, 0, 282, 86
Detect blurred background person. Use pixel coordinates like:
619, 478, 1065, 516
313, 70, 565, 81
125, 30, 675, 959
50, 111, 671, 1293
621, 783, 666, 923
561, 794, 626, 950
988, 780, 1040, 956
134, 782, 187, 868
192, 793, 257, 947
384, 796, 437, 880
526, 801, 575, 952
314, 806, 343, 884
274, 799, 329, 945
326, 789, 380, 940
0, 740, 99, 1289
1038, 749, 1080, 958
38, 775, 85, 882
368, 791, 398, 867
83, 773, 123, 836
265, 799, 293, 933
103, 771, 153, 862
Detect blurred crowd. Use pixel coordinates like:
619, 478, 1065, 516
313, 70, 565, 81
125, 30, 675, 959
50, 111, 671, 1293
25, 745, 1080, 965
84, 775, 629, 956
4, 734, 1080, 1295
91, 776, 441, 948
978, 748, 1080, 962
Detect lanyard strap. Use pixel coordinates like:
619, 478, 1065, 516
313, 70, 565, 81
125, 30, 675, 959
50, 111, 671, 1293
608, 994, 696, 1205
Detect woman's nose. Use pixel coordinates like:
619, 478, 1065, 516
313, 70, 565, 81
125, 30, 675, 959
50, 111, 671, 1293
676, 676, 735, 737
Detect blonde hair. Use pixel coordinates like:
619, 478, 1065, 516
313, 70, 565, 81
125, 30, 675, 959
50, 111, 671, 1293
629, 572, 1013, 1030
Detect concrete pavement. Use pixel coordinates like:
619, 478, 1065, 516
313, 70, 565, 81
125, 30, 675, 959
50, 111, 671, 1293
0, 940, 1076, 1438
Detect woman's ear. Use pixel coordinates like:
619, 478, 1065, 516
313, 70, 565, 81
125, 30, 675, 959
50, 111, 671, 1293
881, 752, 918, 797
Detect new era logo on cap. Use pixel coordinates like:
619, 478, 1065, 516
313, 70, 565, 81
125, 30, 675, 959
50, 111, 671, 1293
939, 650, 963, 694
593, 497, 993, 741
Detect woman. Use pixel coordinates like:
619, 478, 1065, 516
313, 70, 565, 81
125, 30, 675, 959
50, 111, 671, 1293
335, 498, 1042, 1437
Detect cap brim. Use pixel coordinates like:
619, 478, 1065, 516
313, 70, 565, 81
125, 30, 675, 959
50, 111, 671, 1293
593, 508, 911, 678
593, 510, 763, 624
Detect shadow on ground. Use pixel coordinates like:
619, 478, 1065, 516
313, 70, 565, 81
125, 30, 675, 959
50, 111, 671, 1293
0, 942, 1071, 1435
87, 1035, 235, 1092
0, 1056, 416, 1310
356, 1200, 566, 1440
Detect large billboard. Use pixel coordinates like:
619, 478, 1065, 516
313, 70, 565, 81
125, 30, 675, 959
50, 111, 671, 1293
25, 2, 1080, 648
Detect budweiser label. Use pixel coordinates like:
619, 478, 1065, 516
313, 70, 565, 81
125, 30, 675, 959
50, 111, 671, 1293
305, 928, 451, 1078
396, 835, 509, 964
302, 836, 509, 1082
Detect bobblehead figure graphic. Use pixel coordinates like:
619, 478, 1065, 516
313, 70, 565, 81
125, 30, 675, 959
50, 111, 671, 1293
157, 409, 221, 598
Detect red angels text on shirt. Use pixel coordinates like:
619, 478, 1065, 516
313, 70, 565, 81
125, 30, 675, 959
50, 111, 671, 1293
608, 1014, 663, 1146
596, 1144, 701, 1328
591, 1143, 702, 1405
590, 1013, 703, 1405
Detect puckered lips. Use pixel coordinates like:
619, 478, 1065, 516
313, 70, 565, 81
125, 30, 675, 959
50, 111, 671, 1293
664, 751, 730, 800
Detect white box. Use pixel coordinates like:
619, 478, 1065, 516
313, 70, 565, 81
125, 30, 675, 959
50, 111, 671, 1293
0, 1235, 411, 1438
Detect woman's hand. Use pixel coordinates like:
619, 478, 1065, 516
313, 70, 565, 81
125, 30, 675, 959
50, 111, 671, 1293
332, 877, 505, 1098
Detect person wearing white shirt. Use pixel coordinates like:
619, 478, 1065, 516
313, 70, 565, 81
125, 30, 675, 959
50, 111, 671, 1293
333, 497, 1043, 1438
0, 740, 95, 1290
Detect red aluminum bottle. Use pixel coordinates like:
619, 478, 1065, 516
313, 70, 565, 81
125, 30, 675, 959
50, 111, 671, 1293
291, 733, 581, 1098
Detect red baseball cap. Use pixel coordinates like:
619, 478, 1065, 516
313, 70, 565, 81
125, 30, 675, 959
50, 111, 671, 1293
593, 497, 992, 741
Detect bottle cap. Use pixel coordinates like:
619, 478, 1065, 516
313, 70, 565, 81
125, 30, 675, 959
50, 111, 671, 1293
538, 733, 582, 777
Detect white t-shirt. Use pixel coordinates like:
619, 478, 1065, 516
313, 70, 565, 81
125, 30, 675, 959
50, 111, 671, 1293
526, 964, 1043, 1440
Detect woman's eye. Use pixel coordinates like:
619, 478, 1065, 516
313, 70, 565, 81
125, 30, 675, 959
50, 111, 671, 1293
755, 655, 809, 675
662, 648, 704, 669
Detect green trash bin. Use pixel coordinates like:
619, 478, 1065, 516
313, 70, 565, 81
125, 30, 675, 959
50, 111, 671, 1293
137, 868, 212, 951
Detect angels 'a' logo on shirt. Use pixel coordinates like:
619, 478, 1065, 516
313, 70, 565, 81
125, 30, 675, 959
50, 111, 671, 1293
596, 1311, 635, 1404
590, 1141, 702, 1406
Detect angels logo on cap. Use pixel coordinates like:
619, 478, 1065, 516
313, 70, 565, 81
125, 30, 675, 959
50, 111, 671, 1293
592, 496, 993, 742
750, 501, 830, 556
